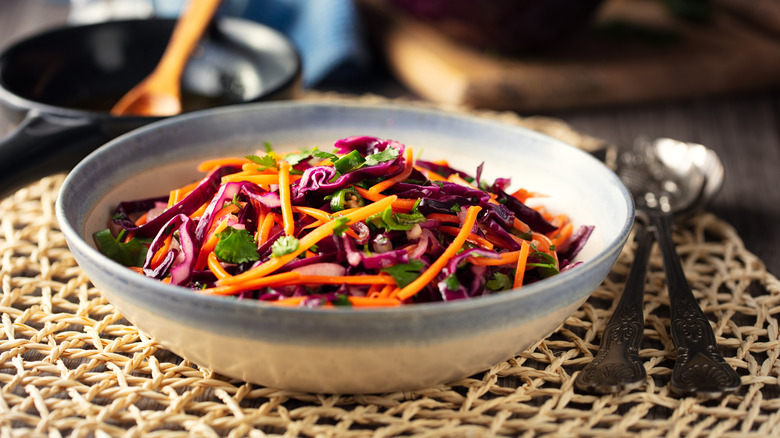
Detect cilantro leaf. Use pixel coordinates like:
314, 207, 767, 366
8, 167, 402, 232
271, 236, 300, 258
245, 154, 278, 170
527, 251, 560, 278
443, 273, 460, 291
381, 259, 424, 288
330, 294, 352, 307
332, 217, 351, 236
93, 228, 148, 267
284, 147, 338, 166
486, 272, 512, 291
367, 206, 426, 231
215, 227, 260, 264
364, 148, 400, 167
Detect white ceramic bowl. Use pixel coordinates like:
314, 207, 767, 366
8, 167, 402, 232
56, 102, 634, 394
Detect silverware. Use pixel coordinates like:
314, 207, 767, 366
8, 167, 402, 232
576, 138, 741, 397
575, 220, 654, 393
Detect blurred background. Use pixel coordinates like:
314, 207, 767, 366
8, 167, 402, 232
1, 0, 779, 275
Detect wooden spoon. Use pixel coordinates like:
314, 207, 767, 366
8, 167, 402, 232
111, 0, 223, 116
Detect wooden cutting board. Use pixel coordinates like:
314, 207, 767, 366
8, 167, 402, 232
359, 0, 780, 112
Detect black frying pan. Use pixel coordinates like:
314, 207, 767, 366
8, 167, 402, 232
0, 17, 301, 198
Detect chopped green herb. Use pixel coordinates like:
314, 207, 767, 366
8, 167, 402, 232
284, 147, 338, 166
215, 227, 260, 264
367, 206, 426, 231
527, 251, 559, 278
271, 235, 300, 258
93, 229, 149, 267
381, 259, 424, 288
443, 273, 460, 291
486, 272, 512, 291
364, 148, 399, 166
332, 217, 351, 236
330, 294, 352, 307
245, 154, 278, 170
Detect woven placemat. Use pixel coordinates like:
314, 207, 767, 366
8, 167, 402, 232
2, 99, 779, 437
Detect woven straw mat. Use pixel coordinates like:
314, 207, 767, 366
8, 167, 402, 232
1, 100, 779, 437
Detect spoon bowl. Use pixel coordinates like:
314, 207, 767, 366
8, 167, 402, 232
111, 0, 223, 116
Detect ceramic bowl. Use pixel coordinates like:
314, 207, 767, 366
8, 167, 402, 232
56, 101, 634, 394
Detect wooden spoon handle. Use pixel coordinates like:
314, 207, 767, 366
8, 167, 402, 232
151, 0, 223, 85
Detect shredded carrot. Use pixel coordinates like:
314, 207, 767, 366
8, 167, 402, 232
513, 218, 531, 234
200, 272, 302, 296
414, 165, 446, 181
269, 296, 307, 307
439, 225, 494, 250
278, 161, 295, 236
197, 157, 252, 172
513, 240, 531, 289
377, 283, 395, 299
348, 296, 401, 307
426, 213, 460, 223
278, 275, 396, 286
468, 250, 521, 266
211, 203, 241, 225
257, 212, 278, 245
207, 251, 232, 280
550, 222, 573, 248
167, 189, 183, 208
195, 220, 229, 270
396, 205, 481, 301
367, 147, 414, 195
446, 173, 478, 189
150, 234, 173, 269
217, 196, 398, 287
353, 187, 417, 211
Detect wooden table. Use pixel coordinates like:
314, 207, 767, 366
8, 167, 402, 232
1, 0, 778, 276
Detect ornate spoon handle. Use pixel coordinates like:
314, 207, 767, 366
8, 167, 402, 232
649, 210, 741, 398
575, 221, 654, 394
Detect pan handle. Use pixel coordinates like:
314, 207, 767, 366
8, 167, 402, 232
0, 110, 108, 199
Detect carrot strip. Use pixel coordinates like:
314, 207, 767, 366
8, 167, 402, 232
414, 165, 446, 181
167, 189, 182, 208
197, 157, 252, 172
278, 275, 396, 286
348, 296, 401, 307
397, 205, 482, 301
207, 251, 232, 280
200, 272, 302, 296
446, 173, 478, 189
354, 187, 417, 211
367, 147, 414, 195
195, 220, 229, 270
513, 217, 531, 234
278, 161, 295, 236
439, 225, 494, 250
377, 283, 395, 299
292, 206, 331, 222
257, 212, 278, 245
150, 234, 173, 269
513, 240, 531, 289
426, 213, 460, 224
269, 296, 307, 307
216, 196, 398, 286
550, 222, 573, 248
468, 250, 521, 266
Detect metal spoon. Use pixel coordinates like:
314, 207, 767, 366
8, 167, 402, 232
576, 138, 740, 397
110, 0, 222, 116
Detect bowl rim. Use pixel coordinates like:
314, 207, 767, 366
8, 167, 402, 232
56, 100, 635, 320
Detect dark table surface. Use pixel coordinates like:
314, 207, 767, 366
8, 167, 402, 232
2, 0, 778, 277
